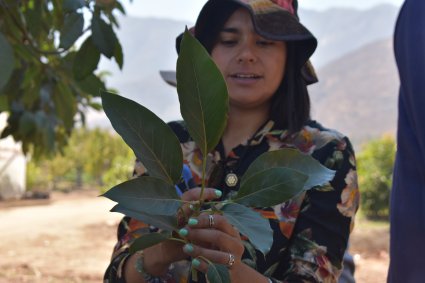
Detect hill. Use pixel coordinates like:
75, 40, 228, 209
300, 4, 399, 67
309, 38, 398, 149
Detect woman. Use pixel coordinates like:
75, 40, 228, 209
104, 0, 359, 282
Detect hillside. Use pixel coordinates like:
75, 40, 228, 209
300, 4, 399, 67
309, 38, 399, 149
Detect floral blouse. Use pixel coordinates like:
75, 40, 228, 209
104, 120, 359, 283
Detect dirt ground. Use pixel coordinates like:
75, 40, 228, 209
0, 190, 389, 283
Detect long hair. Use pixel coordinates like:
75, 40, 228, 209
195, 3, 311, 133
270, 43, 310, 133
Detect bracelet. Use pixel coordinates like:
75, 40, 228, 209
134, 251, 168, 283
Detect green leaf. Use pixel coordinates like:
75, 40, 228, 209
18, 112, 36, 137
73, 36, 101, 81
60, 12, 84, 49
78, 74, 105, 95
176, 29, 228, 156
234, 167, 308, 207
101, 91, 183, 184
0, 32, 15, 91
25, 1, 43, 39
91, 15, 117, 58
111, 204, 177, 231
103, 176, 181, 216
115, 1, 126, 15
206, 264, 230, 283
222, 203, 273, 255
242, 148, 336, 190
54, 82, 77, 130
88, 102, 102, 110
129, 232, 172, 254
114, 39, 124, 70
0, 95, 8, 111
63, 0, 85, 12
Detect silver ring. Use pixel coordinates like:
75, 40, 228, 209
208, 214, 215, 228
227, 253, 235, 268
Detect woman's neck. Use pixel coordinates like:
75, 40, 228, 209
222, 104, 270, 156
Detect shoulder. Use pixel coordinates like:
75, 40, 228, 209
297, 120, 351, 152
272, 120, 356, 171
303, 121, 355, 170
276, 120, 354, 154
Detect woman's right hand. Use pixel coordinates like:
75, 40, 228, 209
124, 187, 222, 282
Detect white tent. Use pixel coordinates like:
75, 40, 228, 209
0, 113, 26, 200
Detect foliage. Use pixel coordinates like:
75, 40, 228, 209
0, 0, 130, 157
26, 127, 133, 192
357, 135, 396, 220
26, 157, 50, 192
101, 30, 336, 283
101, 149, 134, 193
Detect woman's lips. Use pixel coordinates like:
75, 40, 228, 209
228, 73, 263, 85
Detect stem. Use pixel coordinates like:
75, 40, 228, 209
169, 237, 187, 244
198, 151, 207, 210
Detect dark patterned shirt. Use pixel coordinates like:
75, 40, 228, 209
104, 120, 359, 283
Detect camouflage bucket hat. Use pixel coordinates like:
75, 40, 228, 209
194, 0, 318, 84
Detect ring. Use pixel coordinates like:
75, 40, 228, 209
208, 214, 215, 228
227, 253, 235, 268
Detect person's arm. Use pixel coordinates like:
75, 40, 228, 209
103, 217, 149, 282
394, 0, 425, 162
123, 239, 185, 283
275, 136, 359, 282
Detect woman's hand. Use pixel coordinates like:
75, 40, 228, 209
177, 187, 223, 227
124, 188, 222, 282
179, 213, 245, 278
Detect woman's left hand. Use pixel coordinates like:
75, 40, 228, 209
179, 213, 245, 274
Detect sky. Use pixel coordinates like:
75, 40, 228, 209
122, 0, 404, 22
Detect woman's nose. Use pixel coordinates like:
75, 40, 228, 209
237, 44, 257, 63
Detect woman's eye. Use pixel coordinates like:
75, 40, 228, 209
220, 39, 237, 46
257, 40, 274, 46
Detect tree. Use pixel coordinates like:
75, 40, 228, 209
357, 135, 396, 220
77, 127, 133, 186
26, 127, 134, 192
0, 0, 129, 157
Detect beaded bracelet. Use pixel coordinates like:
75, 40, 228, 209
134, 250, 168, 283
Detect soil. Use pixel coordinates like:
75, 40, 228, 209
0, 190, 389, 283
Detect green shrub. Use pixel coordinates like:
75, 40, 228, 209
357, 135, 396, 220
26, 127, 135, 193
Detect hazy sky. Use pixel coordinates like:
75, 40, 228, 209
122, 0, 404, 22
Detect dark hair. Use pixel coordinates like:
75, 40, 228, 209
270, 43, 311, 133
195, 3, 311, 133
195, 1, 239, 53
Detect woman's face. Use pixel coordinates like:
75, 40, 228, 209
211, 8, 287, 110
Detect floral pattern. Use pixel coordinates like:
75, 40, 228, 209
104, 120, 359, 283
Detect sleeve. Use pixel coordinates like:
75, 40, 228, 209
275, 137, 359, 282
104, 216, 151, 282
394, 0, 425, 160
